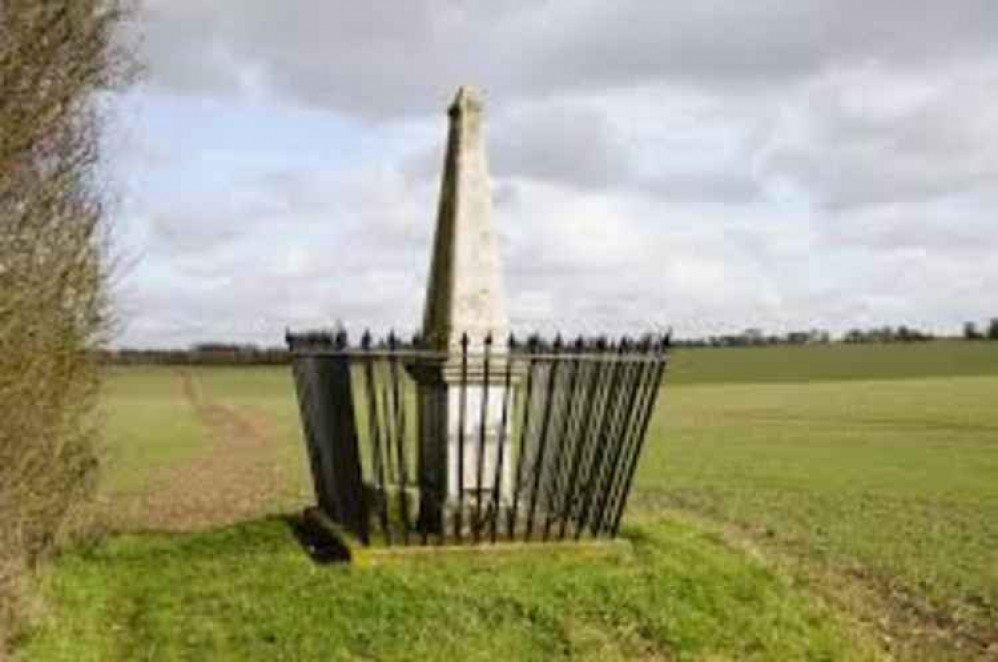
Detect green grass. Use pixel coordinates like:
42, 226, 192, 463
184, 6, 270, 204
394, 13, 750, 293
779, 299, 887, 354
100, 367, 208, 493
18, 341, 998, 661
639, 375, 998, 633
20, 518, 880, 662
667, 340, 998, 385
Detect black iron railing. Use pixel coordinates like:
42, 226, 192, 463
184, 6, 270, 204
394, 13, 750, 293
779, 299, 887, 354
287, 331, 668, 546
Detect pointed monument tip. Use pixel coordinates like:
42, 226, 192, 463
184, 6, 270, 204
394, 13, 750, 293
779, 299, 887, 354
449, 85, 484, 116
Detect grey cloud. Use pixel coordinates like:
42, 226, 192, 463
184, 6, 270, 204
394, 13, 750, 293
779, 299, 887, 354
491, 99, 761, 202
636, 169, 759, 205
490, 103, 631, 190
403, 96, 761, 203
816, 194, 998, 256
141, 1, 998, 120
516, 1, 997, 93
114, 154, 437, 346
755, 65, 998, 210
140, 0, 998, 211
147, 210, 245, 256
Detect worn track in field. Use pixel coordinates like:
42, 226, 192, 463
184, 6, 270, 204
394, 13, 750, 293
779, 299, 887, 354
114, 370, 297, 531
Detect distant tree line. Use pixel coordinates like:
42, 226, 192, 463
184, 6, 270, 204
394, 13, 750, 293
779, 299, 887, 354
103, 321, 997, 365
841, 326, 935, 343
962, 318, 998, 340
673, 325, 940, 347
101, 343, 291, 365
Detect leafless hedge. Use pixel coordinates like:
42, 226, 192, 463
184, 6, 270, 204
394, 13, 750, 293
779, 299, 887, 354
0, 0, 134, 651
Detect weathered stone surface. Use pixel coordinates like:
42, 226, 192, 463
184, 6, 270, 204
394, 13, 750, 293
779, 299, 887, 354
422, 86, 509, 351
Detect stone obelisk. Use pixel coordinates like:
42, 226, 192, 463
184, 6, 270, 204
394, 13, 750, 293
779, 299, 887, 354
415, 87, 513, 533
422, 86, 509, 351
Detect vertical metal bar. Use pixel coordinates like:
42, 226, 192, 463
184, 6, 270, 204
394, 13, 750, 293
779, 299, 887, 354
575, 342, 626, 539
489, 334, 515, 543
290, 356, 328, 515
415, 350, 449, 548
473, 334, 492, 542
454, 332, 469, 542
596, 355, 647, 534
361, 333, 392, 545
398, 350, 412, 544
558, 342, 605, 539
335, 344, 368, 543
388, 332, 411, 544
538, 345, 571, 538
603, 340, 658, 532
542, 338, 583, 539
507, 338, 536, 540
607, 358, 662, 536
413, 350, 431, 548
568, 339, 614, 534
434, 375, 447, 546
609, 339, 668, 536
379, 377, 396, 486
299, 331, 366, 542
555, 337, 594, 524
592, 342, 640, 533
590, 340, 644, 536
416, 358, 430, 548
525, 336, 562, 540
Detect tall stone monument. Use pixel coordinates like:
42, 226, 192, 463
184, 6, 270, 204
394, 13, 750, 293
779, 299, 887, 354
422, 86, 509, 350
414, 86, 513, 532
289, 87, 669, 545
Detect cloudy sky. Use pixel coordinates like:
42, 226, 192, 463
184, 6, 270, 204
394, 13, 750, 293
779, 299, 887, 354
109, 1, 998, 347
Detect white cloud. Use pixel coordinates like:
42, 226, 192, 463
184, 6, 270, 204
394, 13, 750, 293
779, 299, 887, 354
109, 1, 998, 345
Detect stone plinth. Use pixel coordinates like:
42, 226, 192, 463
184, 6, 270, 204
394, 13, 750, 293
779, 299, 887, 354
444, 375, 514, 498
411, 359, 516, 536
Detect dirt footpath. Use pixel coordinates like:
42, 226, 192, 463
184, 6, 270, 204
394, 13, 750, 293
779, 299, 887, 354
112, 370, 302, 531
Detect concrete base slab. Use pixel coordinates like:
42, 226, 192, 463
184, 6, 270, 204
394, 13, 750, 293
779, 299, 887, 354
301, 507, 633, 567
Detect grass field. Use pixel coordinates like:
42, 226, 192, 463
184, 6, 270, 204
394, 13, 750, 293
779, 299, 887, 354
16, 341, 998, 661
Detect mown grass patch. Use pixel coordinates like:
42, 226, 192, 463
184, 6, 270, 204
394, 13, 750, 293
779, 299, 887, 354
20, 516, 882, 662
